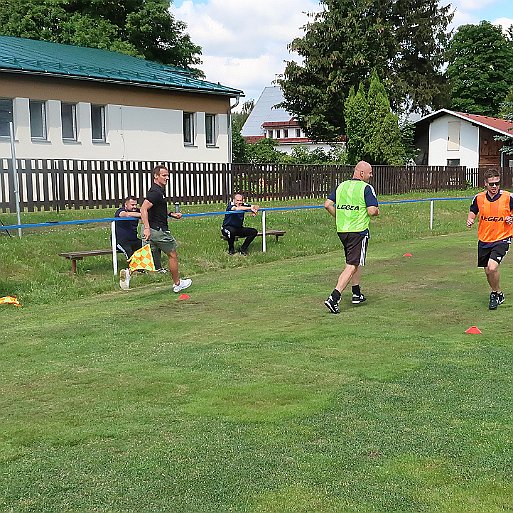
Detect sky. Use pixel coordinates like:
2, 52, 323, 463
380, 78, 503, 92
170, 0, 513, 108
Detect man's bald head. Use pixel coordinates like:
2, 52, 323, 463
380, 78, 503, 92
353, 161, 373, 182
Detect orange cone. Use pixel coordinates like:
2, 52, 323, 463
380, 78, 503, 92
465, 326, 482, 334
403, 253, 413, 257
178, 293, 190, 301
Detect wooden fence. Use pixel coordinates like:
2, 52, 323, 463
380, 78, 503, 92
1, 159, 512, 213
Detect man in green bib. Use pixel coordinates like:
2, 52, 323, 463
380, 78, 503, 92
324, 161, 379, 314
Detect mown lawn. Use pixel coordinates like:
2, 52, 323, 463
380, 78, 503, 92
1, 200, 512, 512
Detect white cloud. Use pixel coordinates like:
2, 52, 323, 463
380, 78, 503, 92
171, 0, 321, 103
171, 0, 513, 107
453, 0, 498, 10
493, 17, 513, 31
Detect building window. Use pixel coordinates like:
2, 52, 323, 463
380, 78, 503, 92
296, 128, 301, 137
183, 112, 195, 145
447, 159, 460, 166
61, 102, 77, 140
447, 121, 460, 151
91, 104, 106, 142
267, 130, 273, 138
205, 113, 216, 146
275, 129, 281, 139
283, 129, 288, 138
0, 98, 13, 137
29, 100, 47, 139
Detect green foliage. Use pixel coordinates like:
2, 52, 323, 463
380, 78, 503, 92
246, 138, 288, 164
496, 86, 513, 156
446, 21, 513, 116
278, 0, 452, 141
0, 0, 203, 74
344, 71, 406, 165
231, 124, 248, 163
242, 137, 348, 165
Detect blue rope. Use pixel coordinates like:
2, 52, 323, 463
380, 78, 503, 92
0, 197, 474, 231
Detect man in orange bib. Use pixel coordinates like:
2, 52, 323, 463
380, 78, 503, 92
467, 170, 513, 309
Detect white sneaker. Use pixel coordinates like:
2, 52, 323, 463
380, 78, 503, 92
173, 278, 192, 293
119, 268, 131, 290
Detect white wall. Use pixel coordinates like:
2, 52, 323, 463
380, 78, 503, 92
0, 99, 230, 163
428, 114, 479, 167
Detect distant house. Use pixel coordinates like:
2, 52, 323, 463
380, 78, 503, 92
242, 86, 341, 154
0, 36, 242, 163
414, 109, 513, 168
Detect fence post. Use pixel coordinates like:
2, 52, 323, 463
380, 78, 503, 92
262, 209, 267, 253
111, 221, 118, 275
8, 122, 22, 238
430, 200, 434, 230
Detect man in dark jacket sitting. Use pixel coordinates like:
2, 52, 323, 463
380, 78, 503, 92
221, 193, 259, 255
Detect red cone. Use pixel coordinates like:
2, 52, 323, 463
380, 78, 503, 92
465, 326, 482, 334
403, 253, 413, 257
178, 293, 190, 301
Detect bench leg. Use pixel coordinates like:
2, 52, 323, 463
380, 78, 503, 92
71, 259, 77, 274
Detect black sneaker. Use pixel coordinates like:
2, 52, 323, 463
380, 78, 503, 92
324, 295, 340, 314
228, 250, 235, 255
489, 292, 499, 310
352, 293, 366, 305
498, 292, 505, 305
239, 249, 248, 256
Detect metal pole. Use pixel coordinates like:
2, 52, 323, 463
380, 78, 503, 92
430, 200, 434, 230
262, 209, 267, 253
111, 221, 118, 275
8, 121, 22, 238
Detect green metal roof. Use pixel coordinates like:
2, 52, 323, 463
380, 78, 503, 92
0, 35, 243, 97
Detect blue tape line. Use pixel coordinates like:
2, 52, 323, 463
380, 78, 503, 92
0, 197, 474, 231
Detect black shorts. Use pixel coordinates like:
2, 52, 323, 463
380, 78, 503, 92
337, 232, 369, 266
477, 241, 509, 267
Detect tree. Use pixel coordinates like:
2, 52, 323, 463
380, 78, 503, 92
495, 85, 513, 157
344, 84, 369, 164
232, 100, 255, 133
246, 138, 289, 164
344, 71, 406, 165
0, 0, 202, 74
446, 21, 513, 116
231, 125, 248, 163
277, 0, 452, 141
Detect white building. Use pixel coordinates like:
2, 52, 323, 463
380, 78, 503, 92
242, 86, 340, 154
0, 36, 242, 163
414, 109, 513, 168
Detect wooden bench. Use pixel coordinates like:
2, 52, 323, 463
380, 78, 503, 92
59, 249, 114, 274
221, 229, 286, 243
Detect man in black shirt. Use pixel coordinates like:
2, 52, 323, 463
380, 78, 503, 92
138, 165, 192, 293
221, 193, 259, 255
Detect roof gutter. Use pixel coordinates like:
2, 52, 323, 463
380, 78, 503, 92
0, 69, 243, 97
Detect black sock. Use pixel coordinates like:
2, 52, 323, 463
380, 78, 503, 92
331, 289, 341, 302
352, 285, 361, 296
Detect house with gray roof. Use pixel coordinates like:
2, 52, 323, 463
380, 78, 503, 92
242, 86, 341, 154
0, 36, 242, 163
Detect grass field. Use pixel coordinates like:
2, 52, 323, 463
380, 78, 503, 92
1, 191, 512, 512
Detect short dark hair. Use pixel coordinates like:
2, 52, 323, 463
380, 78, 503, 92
484, 169, 500, 181
153, 165, 168, 176
124, 196, 137, 203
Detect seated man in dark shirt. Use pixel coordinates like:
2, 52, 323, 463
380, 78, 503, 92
221, 193, 259, 255
115, 196, 163, 270
115, 196, 142, 260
